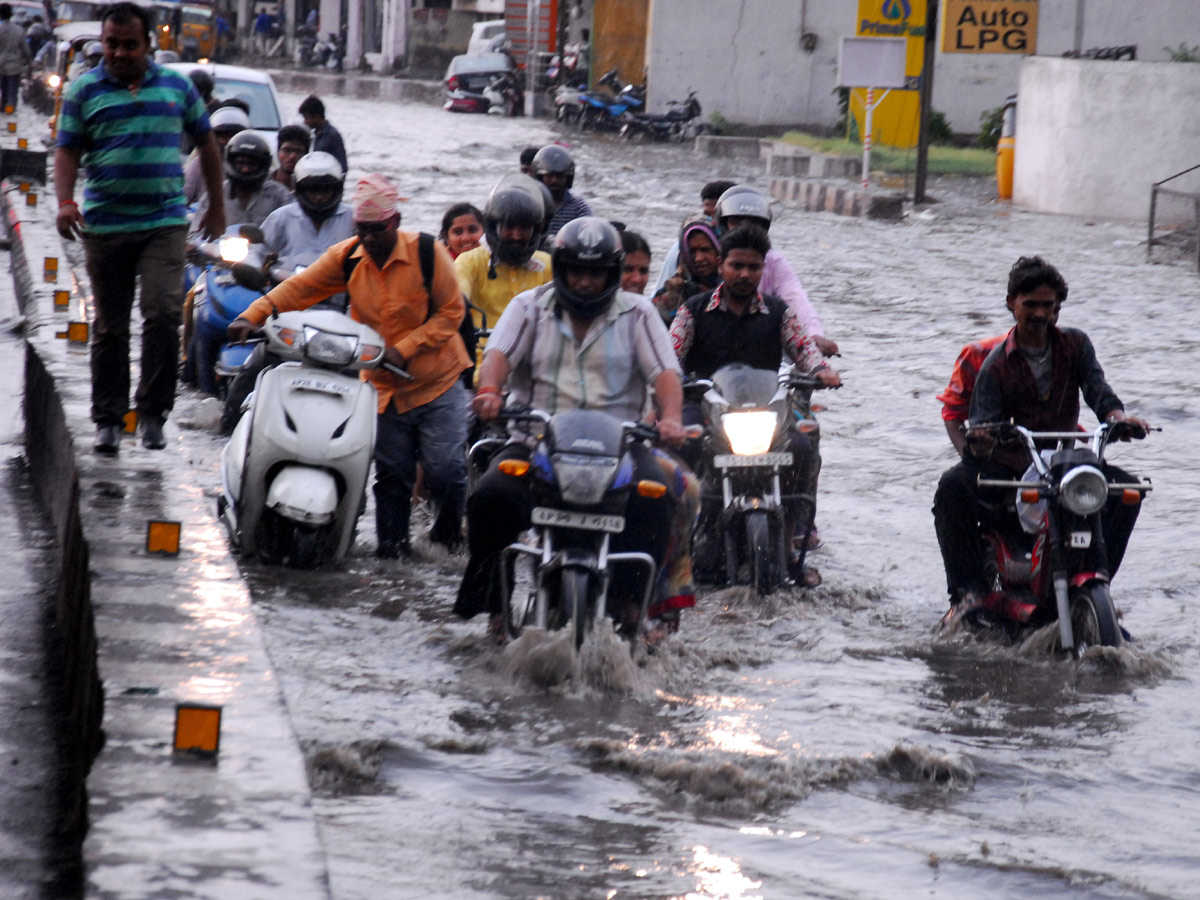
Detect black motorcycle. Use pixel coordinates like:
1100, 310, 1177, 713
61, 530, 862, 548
486, 409, 663, 650
620, 91, 709, 142
689, 365, 830, 594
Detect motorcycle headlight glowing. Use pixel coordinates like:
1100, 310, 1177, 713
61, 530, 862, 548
552, 453, 620, 505
1059, 465, 1108, 516
301, 326, 357, 367
219, 236, 250, 263
721, 410, 778, 456
48, 73, 61, 88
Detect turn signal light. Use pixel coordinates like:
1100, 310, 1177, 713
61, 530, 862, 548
636, 480, 667, 498
276, 327, 298, 345
1121, 489, 1142, 505
359, 343, 382, 362
498, 459, 530, 477
1020, 489, 1041, 503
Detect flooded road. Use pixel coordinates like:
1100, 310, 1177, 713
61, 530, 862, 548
174, 93, 1200, 899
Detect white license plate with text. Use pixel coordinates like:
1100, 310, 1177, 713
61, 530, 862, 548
714, 452, 793, 468
1070, 531, 1092, 549
290, 376, 353, 396
532, 507, 625, 533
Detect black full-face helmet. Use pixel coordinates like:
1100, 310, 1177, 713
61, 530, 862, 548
223, 131, 272, 190
551, 216, 624, 320
293, 151, 345, 219
531, 144, 576, 191
484, 174, 547, 266
714, 184, 773, 232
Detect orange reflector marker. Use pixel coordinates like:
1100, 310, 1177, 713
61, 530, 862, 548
146, 520, 182, 555
1121, 489, 1142, 506
174, 704, 222, 756
25, 192, 36, 207
122, 410, 138, 433
498, 459, 530, 477
1020, 489, 1041, 503
4, 104, 13, 115
636, 479, 667, 498
6, 121, 15, 133
66, 321, 88, 343
17, 138, 27, 149
276, 327, 297, 345
18, 180, 29, 192
54, 290, 69, 307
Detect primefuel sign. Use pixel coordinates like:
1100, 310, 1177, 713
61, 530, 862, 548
853, 0, 927, 149
941, 0, 1039, 54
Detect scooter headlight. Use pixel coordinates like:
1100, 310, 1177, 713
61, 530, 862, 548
47, 73, 61, 88
219, 236, 250, 263
1059, 465, 1108, 516
552, 453, 620, 505
301, 326, 357, 367
721, 410, 777, 456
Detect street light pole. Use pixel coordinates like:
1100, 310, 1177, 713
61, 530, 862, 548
914, 0, 939, 203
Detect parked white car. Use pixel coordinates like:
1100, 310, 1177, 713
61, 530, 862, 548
467, 19, 505, 56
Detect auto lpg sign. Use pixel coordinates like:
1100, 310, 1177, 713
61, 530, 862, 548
941, 0, 1038, 53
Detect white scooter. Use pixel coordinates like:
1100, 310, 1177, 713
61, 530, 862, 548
217, 307, 386, 567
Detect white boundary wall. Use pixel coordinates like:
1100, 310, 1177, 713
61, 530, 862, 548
1014, 56, 1200, 221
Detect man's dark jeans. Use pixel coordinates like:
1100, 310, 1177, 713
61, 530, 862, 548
374, 381, 467, 551
932, 456, 1141, 605
85, 226, 187, 426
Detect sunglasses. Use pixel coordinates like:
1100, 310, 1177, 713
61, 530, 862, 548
355, 220, 391, 235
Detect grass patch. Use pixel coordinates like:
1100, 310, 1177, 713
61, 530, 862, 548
778, 131, 996, 177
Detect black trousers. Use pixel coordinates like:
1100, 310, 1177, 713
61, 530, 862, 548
932, 457, 1141, 605
455, 442, 672, 619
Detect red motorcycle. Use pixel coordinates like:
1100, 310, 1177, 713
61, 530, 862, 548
955, 421, 1151, 652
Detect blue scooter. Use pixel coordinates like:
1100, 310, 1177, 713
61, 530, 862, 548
577, 68, 644, 131
184, 224, 266, 397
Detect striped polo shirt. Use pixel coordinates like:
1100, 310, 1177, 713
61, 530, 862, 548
57, 61, 211, 235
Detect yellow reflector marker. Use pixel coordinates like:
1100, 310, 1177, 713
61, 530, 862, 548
1121, 489, 1142, 506
174, 704, 222, 755
146, 520, 181, 556
636, 480, 668, 499
1020, 489, 1040, 503
498, 459, 530, 477
66, 321, 88, 343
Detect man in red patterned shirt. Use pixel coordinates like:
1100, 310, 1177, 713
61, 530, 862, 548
937, 335, 1005, 455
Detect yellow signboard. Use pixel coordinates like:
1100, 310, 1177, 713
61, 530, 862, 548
941, 0, 1038, 54
853, 0, 927, 150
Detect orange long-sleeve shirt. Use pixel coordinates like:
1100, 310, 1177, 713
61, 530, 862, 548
241, 232, 470, 414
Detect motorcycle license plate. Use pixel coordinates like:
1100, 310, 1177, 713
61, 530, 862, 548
714, 452, 793, 468
289, 375, 352, 396
1070, 531, 1092, 548
531, 507, 625, 533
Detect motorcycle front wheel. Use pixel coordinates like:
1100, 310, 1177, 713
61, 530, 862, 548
1069, 583, 1123, 649
746, 511, 775, 595
561, 566, 592, 650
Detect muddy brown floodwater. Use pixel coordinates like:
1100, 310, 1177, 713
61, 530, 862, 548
167, 93, 1200, 899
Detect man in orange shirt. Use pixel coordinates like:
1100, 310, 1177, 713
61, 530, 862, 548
229, 174, 471, 557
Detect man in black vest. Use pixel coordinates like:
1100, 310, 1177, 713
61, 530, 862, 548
669, 226, 839, 575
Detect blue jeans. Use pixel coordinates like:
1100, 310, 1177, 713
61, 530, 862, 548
374, 381, 467, 550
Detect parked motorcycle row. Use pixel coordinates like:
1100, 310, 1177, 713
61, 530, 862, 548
552, 68, 711, 142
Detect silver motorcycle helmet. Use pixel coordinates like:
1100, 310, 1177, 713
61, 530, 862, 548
714, 184, 773, 233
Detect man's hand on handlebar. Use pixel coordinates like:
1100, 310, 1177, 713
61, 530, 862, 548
1106, 410, 1151, 441
227, 316, 257, 344
472, 387, 503, 421
815, 368, 841, 389
656, 415, 687, 448
814, 335, 839, 357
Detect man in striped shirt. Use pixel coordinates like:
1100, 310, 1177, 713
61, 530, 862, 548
54, 2, 224, 454
531, 144, 592, 240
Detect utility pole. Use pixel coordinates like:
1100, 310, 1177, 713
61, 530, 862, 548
914, 0, 938, 203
